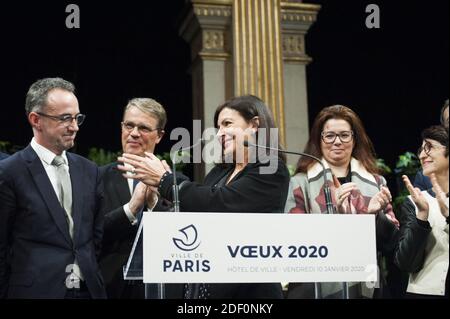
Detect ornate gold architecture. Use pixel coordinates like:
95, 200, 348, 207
232, 0, 286, 145
180, 0, 320, 176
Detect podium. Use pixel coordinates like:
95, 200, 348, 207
125, 212, 378, 299
123, 216, 165, 299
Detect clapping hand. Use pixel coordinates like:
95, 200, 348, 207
402, 175, 429, 221
335, 182, 357, 213
368, 186, 392, 214
128, 181, 147, 216
117, 153, 169, 187
430, 173, 449, 219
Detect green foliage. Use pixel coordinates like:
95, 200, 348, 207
373, 153, 420, 213
393, 191, 409, 213
0, 141, 23, 154
88, 148, 121, 166
0, 141, 10, 153
392, 152, 421, 212
376, 158, 392, 175
395, 151, 420, 176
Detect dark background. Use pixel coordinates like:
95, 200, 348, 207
0, 1, 192, 156
0, 0, 448, 172
306, 0, 449, 167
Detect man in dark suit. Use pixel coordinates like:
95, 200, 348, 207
100, 98, 177, 299
0, 78, 106, 299
0, 152, 8, 160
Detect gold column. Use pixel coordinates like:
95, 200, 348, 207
281, 1, 320, 63
180, 0, 233, 179
232, 0, 286, 146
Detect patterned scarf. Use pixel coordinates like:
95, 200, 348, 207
285, 158, 399, 226
285, 158, 399, 298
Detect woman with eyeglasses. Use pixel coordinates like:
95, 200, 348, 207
285, 105, 400, 299
395, 125, 449, 299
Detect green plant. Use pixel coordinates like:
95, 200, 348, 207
0, 141, 23, 154
393, 191, 409, 212
394, 151, 420, 176
392, 151, 421, 212
0, 141, 10, 153
88, 148, 121, 166
376, 158, 392, 175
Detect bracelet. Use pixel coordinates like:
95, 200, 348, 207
158, 171, 171, 193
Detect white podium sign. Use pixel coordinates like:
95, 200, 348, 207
143, 213, 377, 284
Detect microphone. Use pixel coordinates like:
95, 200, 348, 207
153, 138, 204, 300
170, 138, 205, 212
245, 140, 348, 300
243, 140, 335, 215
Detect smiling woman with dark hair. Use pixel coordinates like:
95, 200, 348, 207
414, 99, 449, 191
118, 95, 290, 299
395, 125, 449, 299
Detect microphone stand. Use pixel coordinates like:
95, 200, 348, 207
170, 138, 204, 213
244, 140, 334, 215
244, 141, 349, 299
147, 139, 204, 300
172, 159, 180, 213
169, 138, 204, 299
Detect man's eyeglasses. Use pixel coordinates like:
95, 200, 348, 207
321, 131, 354, 144
417, 141, 446, 157
121, 121, 161, 135
37, 112, 86, 126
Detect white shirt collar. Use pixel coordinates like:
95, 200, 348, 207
306, 157, 376, 184
30, 137, 68, 166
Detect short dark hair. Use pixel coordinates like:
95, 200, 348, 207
25, 78, 75, 115
422, 125, 449, 157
